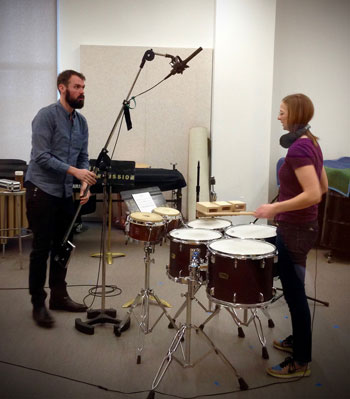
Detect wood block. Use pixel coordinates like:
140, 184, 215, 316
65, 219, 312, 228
228, 200, 246, 211
196, 201, 220, 214
213, 201, 232, 211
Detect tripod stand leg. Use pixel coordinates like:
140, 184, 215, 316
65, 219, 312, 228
251, 309, 269, 359
151, 325, 186, 391
225, 307, 245, 338
199, 304, 221, 330
196, 326, 248, 390
260, 306, 275, 328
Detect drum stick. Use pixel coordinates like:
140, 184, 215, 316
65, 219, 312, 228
252, 192, 279, 224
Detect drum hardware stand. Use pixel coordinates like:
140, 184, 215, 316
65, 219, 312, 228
198, 300, 273, 359
167, 279, 211, 329
116, 240, 178, 364
75, 172, 130, 335
91, 185, 125, 265
147, 252, 248, 398
210, 176, 217, 202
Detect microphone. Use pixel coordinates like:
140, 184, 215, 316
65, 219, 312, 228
164, 47, 203, 80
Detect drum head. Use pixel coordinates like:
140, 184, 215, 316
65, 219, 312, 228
225, 224, 276, 239
187, 218, 231, 230
153, 207, 180, 217
169, 228, 222, 242
209, 238, 275, 256
130, 212, 163, 223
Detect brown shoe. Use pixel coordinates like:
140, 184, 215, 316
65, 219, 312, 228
49, 296, 87, 312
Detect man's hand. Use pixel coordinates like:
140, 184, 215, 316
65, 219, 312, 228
79, 182, 91, 205
68, 166, 97, 186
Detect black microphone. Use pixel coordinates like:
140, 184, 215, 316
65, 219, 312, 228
164, 47, 203, 80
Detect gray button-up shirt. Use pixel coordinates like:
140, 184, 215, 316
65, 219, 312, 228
26, 101, 90, 198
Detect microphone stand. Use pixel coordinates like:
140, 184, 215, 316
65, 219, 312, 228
75, 49, 159, 336
75, 47, 204, 336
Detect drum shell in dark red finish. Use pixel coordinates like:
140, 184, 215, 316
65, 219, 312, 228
207, 253, 274, 306
128, 221, 164, 243
164, 217, 182, 234
168, 240, 208, 280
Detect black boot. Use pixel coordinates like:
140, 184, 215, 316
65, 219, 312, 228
33, 305, 55, 328
49, 295, 87, 312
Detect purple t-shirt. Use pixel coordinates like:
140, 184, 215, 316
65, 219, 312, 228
276, 138, 324, 223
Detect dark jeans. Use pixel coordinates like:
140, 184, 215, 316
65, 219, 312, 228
25, 182, 74, 308
275, 220, 318, 364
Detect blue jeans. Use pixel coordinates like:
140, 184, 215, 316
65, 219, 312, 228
275, 220, 318, 364
25, 182, 74, 307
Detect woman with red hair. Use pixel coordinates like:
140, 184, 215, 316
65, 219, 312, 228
255, 93, 328, 378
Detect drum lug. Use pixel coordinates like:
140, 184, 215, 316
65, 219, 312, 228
211, 255, 215, 264
234, 259, 238, 269
259, 292, 264, 302
274, 254, 278, 263
210, 287, 215, 296
260, 259, 265, 269
233, 292, 237, 303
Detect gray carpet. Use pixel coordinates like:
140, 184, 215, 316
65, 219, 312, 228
0, 221, 349, 399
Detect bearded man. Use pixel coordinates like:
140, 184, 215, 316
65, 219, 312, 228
25, 70, 96, 328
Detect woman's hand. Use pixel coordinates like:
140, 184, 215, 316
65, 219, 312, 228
254, 203, 279, 219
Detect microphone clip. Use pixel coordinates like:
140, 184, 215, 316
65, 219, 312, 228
169, 56, 188, 75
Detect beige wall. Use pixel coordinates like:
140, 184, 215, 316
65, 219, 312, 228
80, 45, 213, 217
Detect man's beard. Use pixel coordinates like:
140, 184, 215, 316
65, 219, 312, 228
66, 89, 84, 109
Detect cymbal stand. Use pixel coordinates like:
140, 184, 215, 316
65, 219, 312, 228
147, 251, 248, 398
116, 240, 178, 364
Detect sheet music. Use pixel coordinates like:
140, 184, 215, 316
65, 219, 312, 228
132, 192, 156, 213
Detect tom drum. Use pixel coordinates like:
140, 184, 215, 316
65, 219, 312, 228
127, 212, 165, 243
167, 228, 222, 283
187, 218, 231, 233
207, 238, 277, 307
152, 207, 182, 233
225, 223, 276, 245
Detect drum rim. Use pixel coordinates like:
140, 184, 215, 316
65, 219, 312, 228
206, 291, 276, 308
187, 218, 232, 228
225, 223, 277, 239
208, 238, 276, 259
153, 207, 180, 216
129, 219, 164, 227
169, 228, 222, 243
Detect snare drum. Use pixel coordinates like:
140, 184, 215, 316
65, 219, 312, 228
127, 212, 164, 243
187, 218, 231, 233
168, 228, 222, 283
152, 207, 182, 233
207, 238, 277, 307
225, 223, 276, 245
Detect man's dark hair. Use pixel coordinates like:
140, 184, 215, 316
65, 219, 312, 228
57, 70, 86, 90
